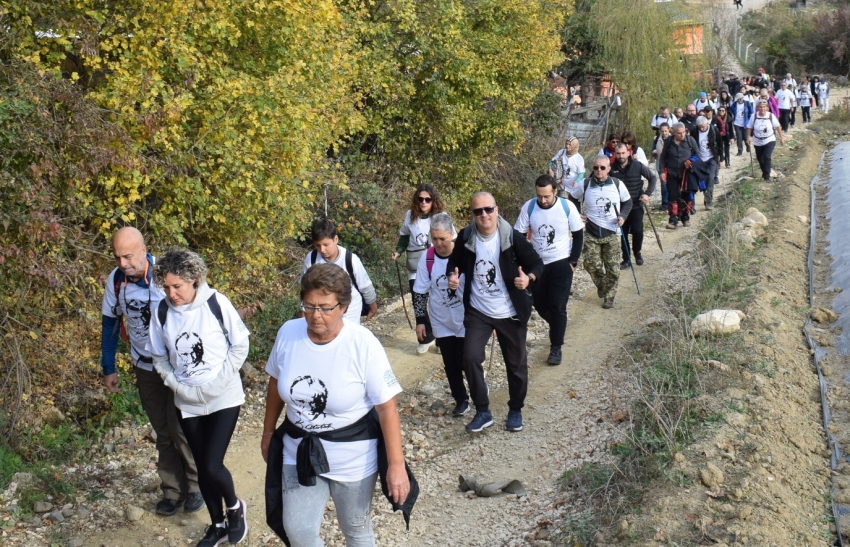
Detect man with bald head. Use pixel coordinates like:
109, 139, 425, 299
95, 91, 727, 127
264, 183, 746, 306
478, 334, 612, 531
101, 227, 203, 516
446, 192, 544, 433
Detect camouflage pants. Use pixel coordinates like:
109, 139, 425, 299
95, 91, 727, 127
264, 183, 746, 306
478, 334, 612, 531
583, 232, 621, 301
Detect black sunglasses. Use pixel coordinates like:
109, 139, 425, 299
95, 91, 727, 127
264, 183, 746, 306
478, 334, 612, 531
416, 196, 433, 204
592, 165, 608, 171
472, 206, 496, 216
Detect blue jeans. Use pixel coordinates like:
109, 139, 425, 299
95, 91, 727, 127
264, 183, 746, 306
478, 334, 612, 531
282, 465, 378, 547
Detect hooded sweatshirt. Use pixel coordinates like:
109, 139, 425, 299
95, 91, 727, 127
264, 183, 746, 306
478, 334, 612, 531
150, 282, 249, 416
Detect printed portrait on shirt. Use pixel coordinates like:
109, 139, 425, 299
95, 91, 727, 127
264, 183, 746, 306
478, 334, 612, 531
290, 375, 329, 429
175, 332, 205, 374
124, 298, 151, 340
474, 259, 499, 295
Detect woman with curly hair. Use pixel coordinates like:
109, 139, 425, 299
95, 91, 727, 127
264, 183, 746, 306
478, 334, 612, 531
150, 247, 250, 547
391, 184, 447, 354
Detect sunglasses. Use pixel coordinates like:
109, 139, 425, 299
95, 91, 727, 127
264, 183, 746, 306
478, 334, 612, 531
472, 206, 496, 216
592, 165, 608, 171
416, 196, 433, 204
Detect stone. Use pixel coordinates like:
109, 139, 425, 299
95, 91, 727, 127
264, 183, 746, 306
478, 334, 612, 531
62, 508, 75, 517
735, 230, 756, 246
812, 308, 839, 324
67, 539, 84, 547
745, 209, 769, 226
699, 463, 724, 488
12, 472, 34, 488
33, 501, 52, 513
798, 215, 809, 224
126, 505, 145, 521
705, 360, 730, 372
419, 384, 440, 396
674, 452, 686, 463
691, 310, 745, 336
76, 507, 90, 519
49, 509, 65, 522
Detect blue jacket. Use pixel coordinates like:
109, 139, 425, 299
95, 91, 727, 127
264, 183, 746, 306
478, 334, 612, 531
729, 100, 753, 127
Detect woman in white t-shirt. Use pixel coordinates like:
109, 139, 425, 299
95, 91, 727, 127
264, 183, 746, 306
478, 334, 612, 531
261, 263, 408, 546
150, 248, 250, 547
747, 99, 785, 182
391, 184, 446, 354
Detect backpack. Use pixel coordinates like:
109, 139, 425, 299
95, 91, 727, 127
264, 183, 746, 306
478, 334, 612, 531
525, 197, 570, 241
583, 176, 622, 195
310, 249, 369, 317
113, 267, 153, 343
425, 247, 436, 277
157, 294, 229, 343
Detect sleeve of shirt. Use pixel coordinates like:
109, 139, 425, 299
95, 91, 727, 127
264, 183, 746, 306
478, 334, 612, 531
264, 324, 288, 380
513, 200, 531, 233
567, 201, 585, 232
350, 253, 377, 305
569, 177, 586, 200
362, 334, 403, 406
149, 304, 169, 363
398, 210, 412, 236
301, 253, 312, 277
101, 315, 120, 376
772, 115, 780, 129
635, 147, 649, 166
101, 270, 119, 317
412, 252, 431, 294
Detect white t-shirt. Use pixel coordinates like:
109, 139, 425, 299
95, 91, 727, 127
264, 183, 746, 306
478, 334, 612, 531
412, 251, 465, 338
733, 102, 745, 126
101, 263, 165, 372
469, 233, 516, 319
149, 291, 249, 387
265, 319, 402, 482
550, 150, 585, 193
651, 114, 677, 129
575, 177, 631, 235
694, 98, 716, 112
775, 89, 794, 109
819, 82, 829, 99
302, 247, 374, 324
399, 210, 431, 280
513, 198, 584, 264
747, 113, 780, 147
697, 129, 713, 162
797, 90, 812, 108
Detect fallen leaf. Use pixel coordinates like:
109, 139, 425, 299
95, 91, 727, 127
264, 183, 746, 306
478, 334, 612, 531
654, 529, 667, 541
705, 489, 726, 498
613, 410, 629, 422
567, 391, 577, 399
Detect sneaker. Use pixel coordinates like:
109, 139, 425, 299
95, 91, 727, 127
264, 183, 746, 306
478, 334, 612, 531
505, 410, 523, 432
634, 253, 644, 266
619, 260, 630, 270
602, 299, 614, 309
682, 221, 691, 227
705, 204, 713, 211
664, 222, 677, 230
465, 411, 493, 432
547, 345, 562, 366
452, 401, 470, 417
226, 499, 248, 544
184, 491, 205, 514
197, 524, 229, 547
737, 151, 743, 156
156, 498, 183, 516
416, 339, 435, 354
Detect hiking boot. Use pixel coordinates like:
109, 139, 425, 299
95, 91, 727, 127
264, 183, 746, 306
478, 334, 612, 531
602, 299, 614, 309
705, 204, 713, 211
746, 143, 751, 153
226, 499, 248, 544
452, 400, 470, 417
597, 287, 604, 298
682, 221, 691, 227
665, 222, 677, 230
547, 345, 562, 366
156, 498, 183, 516
197, 524, 229, 547
416, 339, 435, 354
505, 410, 523, 432
634, 253, 644, 266
466, 411, 493, 432
619, 260, 630, 270
737, 151, 743, 156
184, 492, 205, 514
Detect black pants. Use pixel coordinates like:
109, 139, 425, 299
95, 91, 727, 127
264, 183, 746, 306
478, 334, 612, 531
802, 106, 811, 122
722, 139, 731, 167
463, 308, 528, 413
779, 109, 791, 132
755, 141, 776, 181
620, 205, 645, 260
530, 258, 574, 347
178, 405, 241, 524
435, 336, 469, 404
409, 279, 434, 344
790, 107, 796, 126
666, 174, 692, 224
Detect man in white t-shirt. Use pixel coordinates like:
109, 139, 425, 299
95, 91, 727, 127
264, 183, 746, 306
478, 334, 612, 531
514, 175, 585, 366
548, 136, 585, 211
446, 192, 544, 433
301, 219, 378, 324
775, 81, 795, 132
729, 93, 753, 155
100, 227, 202, 517
650, 106, 677, 137
572, 156, 632, 309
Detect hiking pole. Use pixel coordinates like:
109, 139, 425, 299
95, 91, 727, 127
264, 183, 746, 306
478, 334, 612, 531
748, 147, 755, 178
643, 203, 664, 253
614, 204, 641, 296
394, 261, 414, 329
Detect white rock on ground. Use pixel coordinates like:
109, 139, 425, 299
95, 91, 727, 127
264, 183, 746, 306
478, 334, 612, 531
691, 309, 745, 336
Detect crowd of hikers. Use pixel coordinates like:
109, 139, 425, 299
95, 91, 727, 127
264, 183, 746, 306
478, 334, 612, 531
98, 69, 826, 546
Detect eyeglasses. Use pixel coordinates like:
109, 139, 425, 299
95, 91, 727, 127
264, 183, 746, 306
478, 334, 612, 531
472, 206, 496, 216
300, 302, 341, 315
416, 196, 433, 204
592, 165, 608, 171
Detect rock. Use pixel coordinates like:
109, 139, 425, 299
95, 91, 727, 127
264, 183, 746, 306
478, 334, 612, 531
798, 215, 809, 224
738, 505, 753, 520
674, 452, 686, 463
691, 310, 745, 336
419, 383, 439, 396
180, 519, 189, 526
699, 463, 724, 488
44, 406, 65, 426
745, 209, 769, 226
812, 308, 839, 324
12, 472, 34, 488
67, 539, 84, 547
735, 230, 756, 246
705, 360, 730, 372
49, 509, 65, 522
612, 410, 629, 422
76, 507, 90, 519
62, 508, 75, 517
126, 505, 145, 521
33, 501, 52, 513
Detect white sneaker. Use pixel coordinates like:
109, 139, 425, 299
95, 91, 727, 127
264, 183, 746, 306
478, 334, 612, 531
416, 340, 435, 354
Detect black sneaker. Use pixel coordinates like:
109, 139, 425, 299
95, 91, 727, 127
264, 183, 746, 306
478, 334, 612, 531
465, 411, 493, 432
634, 253, 644, 266
184, 491, 205, 514
226, 499, 248, 544
505, 410, 523, 432
619, 260, 630, 270
156, 498, 183, 516
452, 400, 470, 417
547, 345, 562, 366
197, 524, 229, 547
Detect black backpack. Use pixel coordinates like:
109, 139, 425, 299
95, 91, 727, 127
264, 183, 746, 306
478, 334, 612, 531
157, 294, 229, 342
309, 249, 370, 317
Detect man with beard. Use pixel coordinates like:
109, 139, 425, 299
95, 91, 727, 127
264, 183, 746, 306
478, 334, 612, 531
659, 123, 699, 229
680, 103, 699, 133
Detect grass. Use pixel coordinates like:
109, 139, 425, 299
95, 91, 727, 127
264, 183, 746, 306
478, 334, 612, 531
811, 98, 850, 135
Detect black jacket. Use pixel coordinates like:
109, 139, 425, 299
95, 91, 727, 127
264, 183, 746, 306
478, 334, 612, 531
725, 77, 741, 97
446, 217, 544, 327
609, 158, 657, 202
680, 114, 698, 133
690, 125, 723, 163
659, 135, 699, 179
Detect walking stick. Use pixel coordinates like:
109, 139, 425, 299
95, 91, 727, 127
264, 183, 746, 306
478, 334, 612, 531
643, 203, 664, 252
614, 204, 641, 296
748, 147, 755, 178
394, 261, 414, 329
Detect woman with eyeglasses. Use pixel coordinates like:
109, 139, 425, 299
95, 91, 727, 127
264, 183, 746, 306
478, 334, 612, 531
598, 133, 621, 159
150, 247, 250, 547
747, 99, 785, 182
715, 106, 734, 168
261, 263, 409, 546
391, 184, 446, 353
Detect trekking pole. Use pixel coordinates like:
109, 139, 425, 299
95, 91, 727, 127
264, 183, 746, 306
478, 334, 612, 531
748, 147, 755, 178
643, 203, 664, 252
394, 261, 414, 329
614, 204, 641, 296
